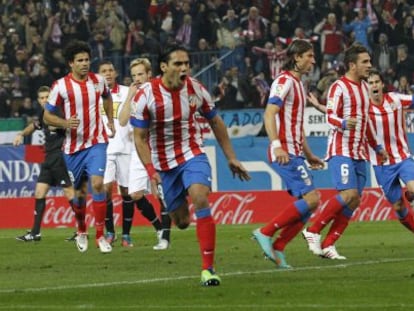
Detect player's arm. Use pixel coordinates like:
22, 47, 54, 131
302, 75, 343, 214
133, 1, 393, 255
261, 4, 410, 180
326, 85, 357, 130
307, 92, 326, 113
366, 118, 388, 163
208, 114, 250, 181
264, 99, 290, 165
102, 94, 115, 137
13, 123, 35, 146
302, 134, 324, 169
43, 109, 79, 129
133, 126, 162, 196
119, 84, 138, 126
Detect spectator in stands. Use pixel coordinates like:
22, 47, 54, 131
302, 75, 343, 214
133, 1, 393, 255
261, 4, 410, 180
212, 75, 238, 110
17, 96, 36, 123
313, 12, 344, 73
216, 8, 243, 72
395, 75, 413, 95
342, 7, 372, 51
391, 44, 414, 85
371, 32, 396, 77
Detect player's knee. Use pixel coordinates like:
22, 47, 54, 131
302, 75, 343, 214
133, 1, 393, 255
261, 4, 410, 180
304, 191, 320, 211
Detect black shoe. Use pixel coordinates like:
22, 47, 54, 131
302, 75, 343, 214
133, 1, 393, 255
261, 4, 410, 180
65, 231, 78, 242
16, 232, 41, 242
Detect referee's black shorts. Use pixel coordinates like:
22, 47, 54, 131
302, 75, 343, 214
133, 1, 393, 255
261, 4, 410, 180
37, 151, 72, 188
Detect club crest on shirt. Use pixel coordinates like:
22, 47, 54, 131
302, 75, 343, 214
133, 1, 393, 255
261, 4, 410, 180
188, 94, 201, 108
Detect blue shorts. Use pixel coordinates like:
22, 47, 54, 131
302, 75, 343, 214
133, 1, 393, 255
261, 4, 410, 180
271, 155, 316, 198
373, 158, 414, 204
64, 143, 107, 189
160, 154, 211, 212
328, 156, 366, 195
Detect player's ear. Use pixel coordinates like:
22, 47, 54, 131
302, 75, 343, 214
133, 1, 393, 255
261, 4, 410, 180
160, 62, 167, 73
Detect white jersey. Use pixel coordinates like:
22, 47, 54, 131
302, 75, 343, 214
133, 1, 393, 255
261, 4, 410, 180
101, 83, 132, 154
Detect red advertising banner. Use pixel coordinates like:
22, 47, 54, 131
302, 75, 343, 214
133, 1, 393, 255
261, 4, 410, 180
0, 188, 401, 229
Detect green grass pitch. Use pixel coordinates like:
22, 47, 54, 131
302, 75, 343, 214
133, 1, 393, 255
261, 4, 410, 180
1, 221, 414, 310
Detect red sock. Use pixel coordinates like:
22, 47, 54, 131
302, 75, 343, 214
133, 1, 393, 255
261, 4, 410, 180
196, 215, 216, 270
308, 195, 344, 234
93, 200, 106, 239
399, 207, 414, 232
260, 203, 302, 237
273, 220, 305, 252
321, 211, 350, 248
71, 199, 86, 233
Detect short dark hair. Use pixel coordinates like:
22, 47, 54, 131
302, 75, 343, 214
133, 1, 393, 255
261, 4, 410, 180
368, 68, 384, 82
158, 44, 189, 74
282, 39, 313, 71
343, 44, 369, 71
97, 60, 115, 71
64, 40, 91, 64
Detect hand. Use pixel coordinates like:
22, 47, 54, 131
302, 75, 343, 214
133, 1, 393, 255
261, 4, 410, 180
345, 117, 358, 130
13, 134, 23, 146
67, 114, 80, 129
228, 159, 251, 181
273, 146, 290, 165
149, 172, 163, 199
378, 149, 389, 164
107, 121, 116, 138
306, 154, 325, 170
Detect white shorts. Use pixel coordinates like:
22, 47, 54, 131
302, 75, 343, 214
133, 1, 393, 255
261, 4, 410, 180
103, 153, 131, 187
128, 150, 151, 194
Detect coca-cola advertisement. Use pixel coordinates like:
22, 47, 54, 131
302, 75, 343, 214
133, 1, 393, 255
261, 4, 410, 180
0, 188, 400, 229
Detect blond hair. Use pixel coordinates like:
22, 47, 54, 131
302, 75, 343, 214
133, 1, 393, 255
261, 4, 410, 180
130, 58, 152, 72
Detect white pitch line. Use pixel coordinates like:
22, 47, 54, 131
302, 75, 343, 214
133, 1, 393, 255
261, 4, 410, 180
1, 256, 413, 295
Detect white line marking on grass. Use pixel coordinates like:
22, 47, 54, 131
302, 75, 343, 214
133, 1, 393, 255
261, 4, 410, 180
1, 257, 413, 294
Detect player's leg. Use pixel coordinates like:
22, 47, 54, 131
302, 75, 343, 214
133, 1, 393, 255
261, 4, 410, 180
254, 157, 319, 263
16, 182, 50, 242
87, 143, 112, 253
319, 159, 366, 259
103, 153, 117, 243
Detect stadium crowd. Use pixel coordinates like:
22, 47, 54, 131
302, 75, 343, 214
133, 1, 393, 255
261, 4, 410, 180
1, 0, 414, 119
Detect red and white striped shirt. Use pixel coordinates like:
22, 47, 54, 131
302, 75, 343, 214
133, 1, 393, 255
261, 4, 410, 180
326, 76, 370, 160
267, 70, 306, 159
47, 72, 111, 154
368, 93, 414, 165
130, 77, 216, 171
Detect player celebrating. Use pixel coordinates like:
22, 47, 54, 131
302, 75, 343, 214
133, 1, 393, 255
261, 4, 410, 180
252, 39, 324, 268
130, 45, 250, 286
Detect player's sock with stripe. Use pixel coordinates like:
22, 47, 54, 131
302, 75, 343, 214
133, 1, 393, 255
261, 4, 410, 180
196, 208, 215, 270
122, 195, 135, 235
93, 198, 106, 239
136, 196, 162, 231
273, 210, 311, 251
31, 198, 46, 235
72, 197, 86, 233
397, 206, 414, 232
260, 199, 310, 237
307, 194, 345, 234
105, 198, 115, 234
321, 206, 353, 248
160, 208, 171, 241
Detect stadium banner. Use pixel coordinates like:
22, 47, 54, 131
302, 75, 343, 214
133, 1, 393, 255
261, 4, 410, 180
0, 188, 399, 229
197, 108, 264, 139
304, 107, 330, 136
0, 118, 25, 144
